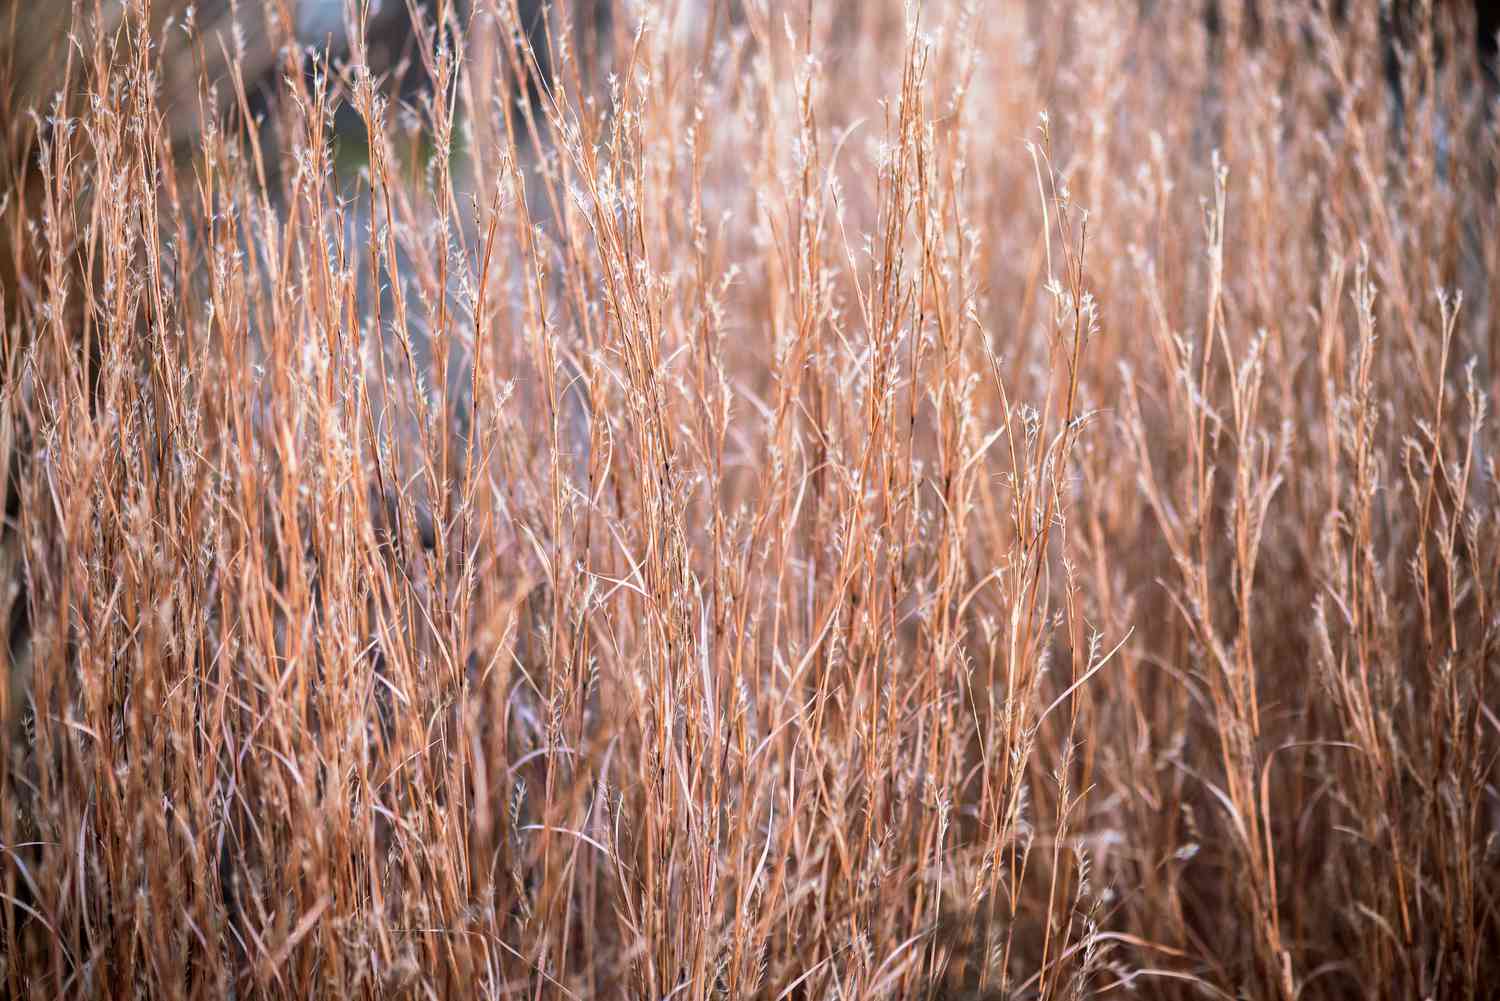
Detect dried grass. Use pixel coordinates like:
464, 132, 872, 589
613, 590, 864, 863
1, 1, 1496, 998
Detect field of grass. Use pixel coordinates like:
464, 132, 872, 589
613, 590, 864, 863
1, 1, 1497, 998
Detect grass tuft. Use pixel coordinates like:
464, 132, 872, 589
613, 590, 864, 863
1, 1, 1496, 998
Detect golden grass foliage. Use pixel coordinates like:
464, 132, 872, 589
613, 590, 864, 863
1, 1, 1497, 998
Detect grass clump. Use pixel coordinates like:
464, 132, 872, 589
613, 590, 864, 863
0, 1, 1496, 998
